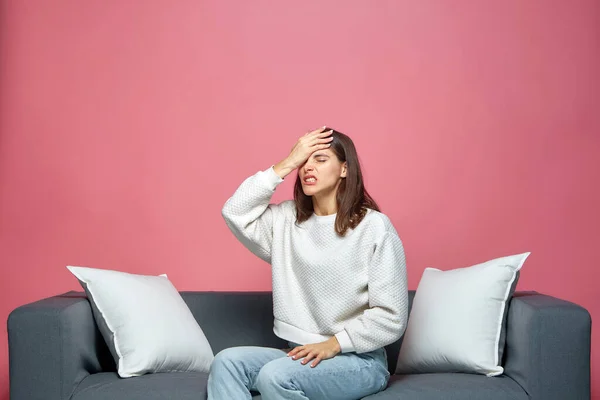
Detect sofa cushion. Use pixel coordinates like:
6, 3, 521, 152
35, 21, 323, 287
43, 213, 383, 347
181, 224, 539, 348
71, 371, 528, 400
72, 372, 209, 400
66, 266, 214, 377
363, 373, 528, 400
71, 372, 261, 400
179, 291, 290, 354
396, 252, 530, 376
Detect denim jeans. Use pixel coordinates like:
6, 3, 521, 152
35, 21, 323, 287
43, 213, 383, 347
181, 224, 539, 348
207, 341, 390, 400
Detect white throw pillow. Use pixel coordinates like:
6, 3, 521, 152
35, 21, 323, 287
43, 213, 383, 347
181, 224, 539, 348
395, 252, 530, 377
67, 265, 214, 378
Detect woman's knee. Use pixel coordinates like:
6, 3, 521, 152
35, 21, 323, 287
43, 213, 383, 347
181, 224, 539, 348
210, 347, 249, 374
255, 361, 296, 393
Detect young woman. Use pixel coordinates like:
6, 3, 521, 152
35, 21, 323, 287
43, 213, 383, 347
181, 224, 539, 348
209, 126, 408, 400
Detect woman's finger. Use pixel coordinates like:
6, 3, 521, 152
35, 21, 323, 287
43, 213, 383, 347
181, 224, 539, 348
287, 346, 302, 357
316, 136, 334, 144
310, 355, 323, 368
292, 348, 310, 360
307, 131, 333, 147
307, 126, 328, 137
288, 347, 301, 357
312, 129, 333, 141
301, 351, 316, 365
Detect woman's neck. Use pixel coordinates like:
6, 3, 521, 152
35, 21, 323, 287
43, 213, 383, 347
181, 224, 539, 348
312, 195, 338, 216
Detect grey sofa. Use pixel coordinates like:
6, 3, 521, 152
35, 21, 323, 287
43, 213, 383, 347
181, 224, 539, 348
8, 290, 591, 400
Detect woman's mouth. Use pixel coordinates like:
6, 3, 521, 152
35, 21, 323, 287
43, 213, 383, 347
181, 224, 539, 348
303, 176, 317, 185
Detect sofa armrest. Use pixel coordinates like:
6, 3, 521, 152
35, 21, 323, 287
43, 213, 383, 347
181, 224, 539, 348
8, 291, 114, 400
503, 291, 591, 400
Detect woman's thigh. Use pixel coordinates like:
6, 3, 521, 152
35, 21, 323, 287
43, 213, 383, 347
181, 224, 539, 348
256, 348, 390, 400
210, 346, 287, 381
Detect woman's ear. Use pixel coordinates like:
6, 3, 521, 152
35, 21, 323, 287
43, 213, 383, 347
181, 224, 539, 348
341, 162, 347, 178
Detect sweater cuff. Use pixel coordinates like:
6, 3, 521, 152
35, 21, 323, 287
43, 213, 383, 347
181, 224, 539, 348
260, 165, 284, 190
334, 330, 356, 353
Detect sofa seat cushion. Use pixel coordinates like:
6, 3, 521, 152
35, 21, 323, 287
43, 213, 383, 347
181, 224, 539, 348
363, 373, 528, 400
72, 372, 264, 400
72, 372, 209, 400
73, 371, 527, 400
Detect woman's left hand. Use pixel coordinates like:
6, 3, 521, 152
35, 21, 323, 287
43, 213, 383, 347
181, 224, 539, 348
287, 337, 342, 368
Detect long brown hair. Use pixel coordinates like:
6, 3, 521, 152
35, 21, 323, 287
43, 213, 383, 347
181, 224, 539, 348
293, 127, 380, 236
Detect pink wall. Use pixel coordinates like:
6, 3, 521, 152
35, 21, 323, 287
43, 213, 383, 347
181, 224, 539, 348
1, 0, 598, 398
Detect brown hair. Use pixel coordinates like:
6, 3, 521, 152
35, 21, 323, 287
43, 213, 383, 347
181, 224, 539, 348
293, 127, 380, 236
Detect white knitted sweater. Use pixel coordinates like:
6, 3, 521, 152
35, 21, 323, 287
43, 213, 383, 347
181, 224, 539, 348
221, 165, 408, 354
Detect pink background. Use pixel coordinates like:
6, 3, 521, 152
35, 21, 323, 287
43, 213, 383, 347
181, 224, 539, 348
1, 0, 598, 398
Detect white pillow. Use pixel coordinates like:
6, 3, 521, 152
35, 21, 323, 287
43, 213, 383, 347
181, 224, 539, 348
395, 252, 530, 377
67, 265, 214, 378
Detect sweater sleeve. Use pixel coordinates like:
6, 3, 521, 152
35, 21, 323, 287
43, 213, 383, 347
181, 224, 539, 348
221, 165, 286, 264
336, 230, 409, 354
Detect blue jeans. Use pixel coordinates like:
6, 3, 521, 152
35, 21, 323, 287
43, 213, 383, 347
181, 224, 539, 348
207, 341, 390, 400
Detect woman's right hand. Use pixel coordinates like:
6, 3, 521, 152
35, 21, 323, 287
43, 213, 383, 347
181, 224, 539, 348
285, 126, 334, 170
273, 126, 333, 179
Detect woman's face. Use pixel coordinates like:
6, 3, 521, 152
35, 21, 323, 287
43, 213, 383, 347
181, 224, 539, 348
298, 149, 347, 197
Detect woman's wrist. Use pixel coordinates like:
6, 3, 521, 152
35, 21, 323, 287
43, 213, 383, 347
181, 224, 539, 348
273, 159, 296, 179
329, 336, 342, 354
